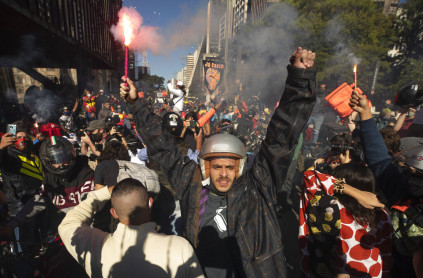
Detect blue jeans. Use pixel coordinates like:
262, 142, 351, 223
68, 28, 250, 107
307, 114, 325, 144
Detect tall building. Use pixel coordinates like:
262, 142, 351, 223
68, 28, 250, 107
207, 0, 226, 54
233, 0, 250, 34
373, 0, 399, 15
0, 0, 123, 101
251, 0, 278, 22
178, 0, 279, 97
177, 68, 185, 85
185, 54, 195, 86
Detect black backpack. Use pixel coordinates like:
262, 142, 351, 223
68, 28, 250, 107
392, 199, 423, 256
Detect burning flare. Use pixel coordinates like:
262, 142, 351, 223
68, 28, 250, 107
122, 14, 133, 46
121, 12, 134, 82
353, 65, 357, 94
110, 6, 164, 55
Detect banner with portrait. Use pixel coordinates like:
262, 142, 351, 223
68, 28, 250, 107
203, 59, 224, 94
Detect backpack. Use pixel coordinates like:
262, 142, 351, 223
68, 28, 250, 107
116, 160, 160, 194
391, 199, 423, 256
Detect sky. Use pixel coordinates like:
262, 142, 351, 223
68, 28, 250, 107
120, 0, 407, 82
122, 0, 209, 81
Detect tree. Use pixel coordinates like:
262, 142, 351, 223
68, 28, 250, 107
282, 0, 395, 97
229, 0, 395, 106
389, 0, 423, 91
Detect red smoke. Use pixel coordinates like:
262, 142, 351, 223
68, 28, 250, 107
110, 6, 163, 55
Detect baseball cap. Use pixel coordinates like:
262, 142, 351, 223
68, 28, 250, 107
177, 81, 183, 86
86, 120, 106, 131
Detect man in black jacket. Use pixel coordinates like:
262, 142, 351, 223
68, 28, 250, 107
0, 127, 45, 257
120, 47, 316, 277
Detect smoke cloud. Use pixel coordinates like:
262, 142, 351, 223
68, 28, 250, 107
324, 18, 362, 66
110, 6, 207, 55
163, 8, 207, 52
24, 86, 62, 123
110, 6, 164, 55
226, 3, 301, 105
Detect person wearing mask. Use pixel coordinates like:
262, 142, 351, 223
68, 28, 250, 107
59, 178, 204, 278
0, 127, 44, 253
80, 119, 110, 157
120, 47, 317, 277
167, 80, 186, 115
3, 135, 97, 278
98, 101, 113, 121
39, 136, 94, 215
59, 98, 79, 137
376, 108, 393, 130
394, 107, 417, 137
82, 89, 102, 120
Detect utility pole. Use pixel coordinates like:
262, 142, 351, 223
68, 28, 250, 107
370, 60, 381, 93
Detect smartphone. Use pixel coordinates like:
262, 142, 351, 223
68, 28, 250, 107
6, 124, 17, 136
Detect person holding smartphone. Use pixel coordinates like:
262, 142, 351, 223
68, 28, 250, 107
0, 125, 44, 254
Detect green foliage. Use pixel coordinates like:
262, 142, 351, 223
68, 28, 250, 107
231, 0, 422, 103
392, 0, 423, 60
390, 0, 423, 91
282, 0, 394, 96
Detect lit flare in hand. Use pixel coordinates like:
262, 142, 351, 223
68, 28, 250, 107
122, 14, 134, 84
353, 65, 357, 94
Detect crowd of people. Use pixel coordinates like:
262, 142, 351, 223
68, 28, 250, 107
1, 46, 423, 278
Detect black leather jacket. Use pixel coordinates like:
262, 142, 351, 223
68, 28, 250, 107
130, 65, 316, 277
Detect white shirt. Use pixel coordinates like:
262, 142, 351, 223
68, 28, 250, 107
58, 187, 204, 278
168, 83, 185, 112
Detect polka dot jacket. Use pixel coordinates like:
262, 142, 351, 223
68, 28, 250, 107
299, 170, 392, 277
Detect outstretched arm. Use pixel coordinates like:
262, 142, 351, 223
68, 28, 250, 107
72, 97, 79, 113
349, 92, 391, 177
167, 83, 184, 97
303, 170, 384, 210
350, 92, 408, 206
394, 107, 412, 132
120, 78, 198, 200
251, 47, 317, 204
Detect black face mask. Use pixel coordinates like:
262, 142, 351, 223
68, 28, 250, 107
14, 137, 33, 153
90, 132, 103, 143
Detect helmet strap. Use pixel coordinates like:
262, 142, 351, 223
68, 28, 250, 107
235, 159, 240, 179
205, 160, 210, 179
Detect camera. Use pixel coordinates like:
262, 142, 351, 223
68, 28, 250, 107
331, 143, 356, 154
190, 120, 200, 134
88, 153, 98, 162
75, 129, 86, 138
114, 125, 123, 133
331, 142, 365, 162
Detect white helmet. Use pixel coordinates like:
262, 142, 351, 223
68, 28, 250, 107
199, 134, 247, 179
